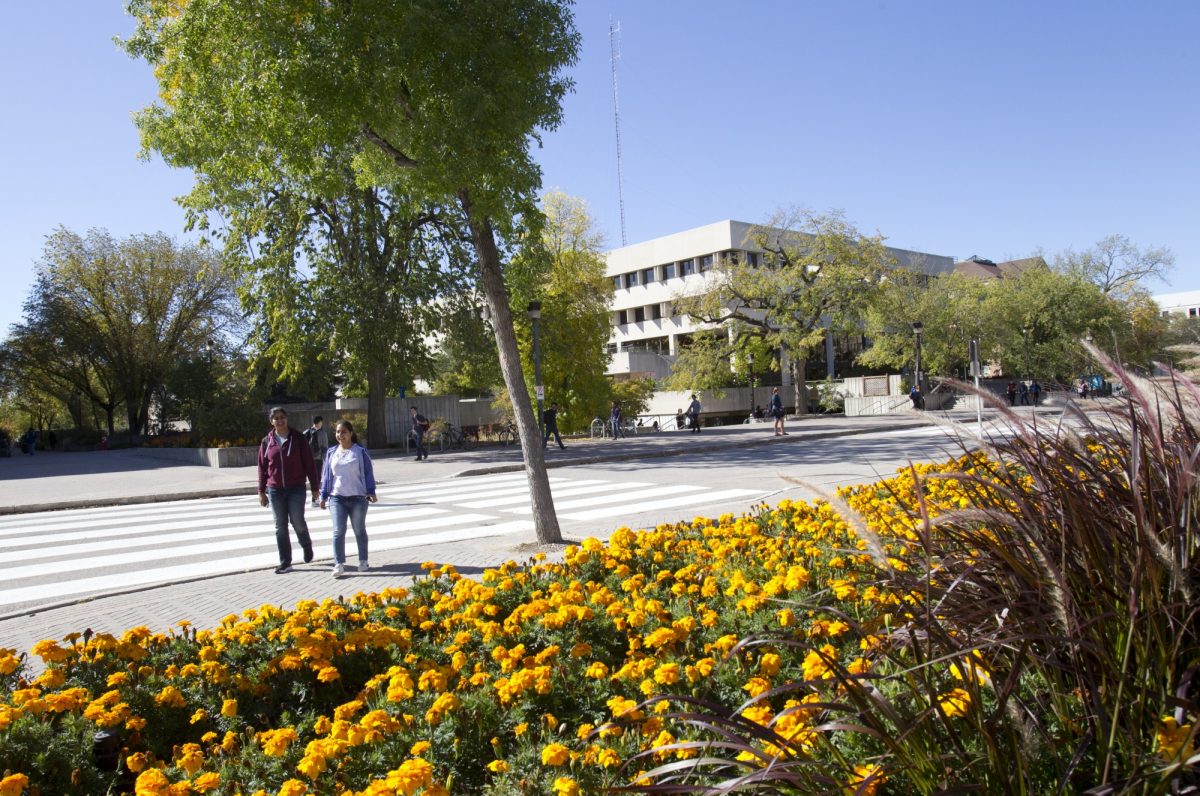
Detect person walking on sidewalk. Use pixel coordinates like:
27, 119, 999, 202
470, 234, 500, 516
688, 394, 702, 433
609, 401, 622, 440
258, 407, 319, 574
304, 416, 332, 505
410, 406, 431, 460
543, 403, 565, 449
770, 387, 788, 436
319, 419, 377, 577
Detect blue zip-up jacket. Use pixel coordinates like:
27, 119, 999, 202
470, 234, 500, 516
319, 443, 377, 502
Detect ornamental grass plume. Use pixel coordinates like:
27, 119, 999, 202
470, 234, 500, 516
621, 358, 1199, 795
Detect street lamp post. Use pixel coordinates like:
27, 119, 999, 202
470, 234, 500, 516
911, 321, 924, 405
1021, 326, 1030, 380
527, 301, 544, 443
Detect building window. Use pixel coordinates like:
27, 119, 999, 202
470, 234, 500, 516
747, 252, 758, 267
699, 254, 714, 271
642, 267, 656, 284
612, 276, 622, 290
617, 310, 628, 325
625, 271, 639, 288
661, 302, 672, 319
634, 307, 645, 323
650, 304, 662, 320
662, 263, 676, 279
1190, 307, 1198, 317
680, 258, 695, 275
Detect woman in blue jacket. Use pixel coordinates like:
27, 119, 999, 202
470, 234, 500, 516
319, 420, 378, 577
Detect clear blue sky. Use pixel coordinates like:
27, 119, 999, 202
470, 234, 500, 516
3, 2, 1197, 336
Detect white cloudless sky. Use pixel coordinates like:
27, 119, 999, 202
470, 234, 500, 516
2, 1, 1197, 336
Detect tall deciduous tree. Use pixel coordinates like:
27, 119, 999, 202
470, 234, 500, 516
194, 152, 472, 449
125, 0, 578, 543
669, 208, 891, 414
1054, 234, 1174, 298
19, 228, 237, 436
508, 192, 614, 433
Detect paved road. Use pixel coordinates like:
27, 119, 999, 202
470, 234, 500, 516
0, 407, 1050, 665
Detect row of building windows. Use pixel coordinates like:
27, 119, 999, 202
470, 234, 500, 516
614, 303, 672, 325
611, 250, 760, 291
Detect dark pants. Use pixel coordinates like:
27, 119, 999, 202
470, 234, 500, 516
690, 414, 701, 433
544, 425, 564, 448
413, 429, 427, 458
267, 485, 312, 566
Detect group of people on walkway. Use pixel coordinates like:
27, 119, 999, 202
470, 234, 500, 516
1005, 379, 1042, 406
257, 408, 377, 578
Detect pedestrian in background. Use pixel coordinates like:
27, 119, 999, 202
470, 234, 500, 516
910, 383, 924, 410
1018, 381, 1029, 405
688, 394, 702, 433
319, 419, 377, 577
609, 401, 622, 440
675, 408, 686, 431
305, 415, 332, 462
258, 407, 319, 574
770, 386, 787, 436
1006, 380, 1018, 406
543, 403, 565, 449
305, 416, 332, 505
410, 406, 431, 460
1030, 379, 1042, 405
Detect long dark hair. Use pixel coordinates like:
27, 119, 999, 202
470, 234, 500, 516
336, 420, 359, 445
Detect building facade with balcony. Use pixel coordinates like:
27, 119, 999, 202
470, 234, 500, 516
604, 219, 955, 381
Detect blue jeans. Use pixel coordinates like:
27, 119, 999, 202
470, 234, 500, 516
329, 495, 369, 565
267, 486, 312, 566
413, 429, 427, 458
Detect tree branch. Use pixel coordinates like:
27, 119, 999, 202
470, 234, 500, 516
360, 125, 419, 169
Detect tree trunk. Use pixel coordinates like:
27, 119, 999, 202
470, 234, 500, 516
792, 358, 810, 415
460, 192, 562, 544
367, 361, 387, 449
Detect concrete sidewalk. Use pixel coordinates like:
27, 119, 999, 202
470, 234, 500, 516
0, 407, 1028, 665
0, 411, 946, 514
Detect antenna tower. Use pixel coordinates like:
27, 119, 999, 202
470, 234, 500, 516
609, 18, 628, 246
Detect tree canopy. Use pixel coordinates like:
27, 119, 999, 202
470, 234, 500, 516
10, 228, 238, 435
669, 208, 892, 413
125, 0, 581, 542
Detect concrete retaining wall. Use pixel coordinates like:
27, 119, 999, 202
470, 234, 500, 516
131, 446, 259, 468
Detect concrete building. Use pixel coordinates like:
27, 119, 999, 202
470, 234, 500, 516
604, 219, 954, 380
1153, 290, 1200, 317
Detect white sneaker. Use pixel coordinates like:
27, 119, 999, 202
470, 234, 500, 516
358, 561, 369, 572
332, 563, 345, 577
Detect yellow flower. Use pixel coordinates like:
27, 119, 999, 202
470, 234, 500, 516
316, 665, 340, 683
937, 688, 972, 719
1157, 716, 1197, 762
134, 768, 171, 795
844, 764, 887, 796
487, 759, 509, 773
553, 776, 580, 796
653, 662, 681, 685
541, 742, 571, 766
410, 740, 432, 756
0, 774, 29, 796
191, 771, 221, 793
220, 698, 237, 718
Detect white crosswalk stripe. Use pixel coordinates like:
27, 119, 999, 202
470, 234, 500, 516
0, 472, 766, 608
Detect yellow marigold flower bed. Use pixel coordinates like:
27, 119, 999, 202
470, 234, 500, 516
0, 451, 1191, 793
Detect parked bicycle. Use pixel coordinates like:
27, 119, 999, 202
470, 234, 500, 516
441, 422, 477, 451
496, 421, 519, 447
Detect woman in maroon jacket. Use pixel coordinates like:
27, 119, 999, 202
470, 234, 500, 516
258, 407, 320, 573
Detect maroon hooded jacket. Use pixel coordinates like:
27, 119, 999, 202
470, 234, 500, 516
258, 428, 319, 494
